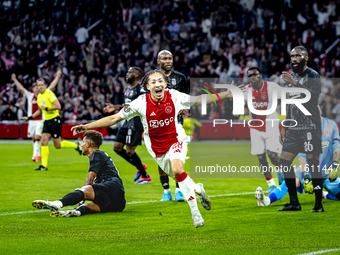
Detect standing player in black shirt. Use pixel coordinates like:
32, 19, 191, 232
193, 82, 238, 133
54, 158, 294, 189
32, 130, 126, 217
279, 46, 323, 212
104, 67, 151, 184
157, 50, 190, 202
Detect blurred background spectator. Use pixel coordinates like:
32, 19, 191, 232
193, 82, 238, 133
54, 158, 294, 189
0, 0, 339, 123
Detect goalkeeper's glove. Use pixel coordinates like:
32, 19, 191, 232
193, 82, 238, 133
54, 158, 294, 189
325, 161, 338, 182
304, 178, 314, 194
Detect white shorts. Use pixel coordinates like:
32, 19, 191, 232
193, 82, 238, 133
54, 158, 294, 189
27, 120, 44, 138
153, 141, 188, 179
250, 128, 282, 155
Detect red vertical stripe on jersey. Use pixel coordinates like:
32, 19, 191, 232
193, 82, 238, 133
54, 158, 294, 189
32, 94, 42, 120
250, 81, 268, 132
146, 91, 178, 157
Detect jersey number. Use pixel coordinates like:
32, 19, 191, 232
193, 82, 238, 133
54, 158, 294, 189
304, 141, 313, 152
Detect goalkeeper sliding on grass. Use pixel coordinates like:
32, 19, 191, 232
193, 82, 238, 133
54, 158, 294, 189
255, 112, 340, 207
31, 130, 126, 217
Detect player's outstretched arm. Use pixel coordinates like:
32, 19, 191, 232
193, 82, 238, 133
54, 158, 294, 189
72, 114, 123, 135
11, 73, 25, 94
194, 83, 245, 106
48, 71, 62, 91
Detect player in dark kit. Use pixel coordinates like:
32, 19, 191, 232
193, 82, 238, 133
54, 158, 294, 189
279, 46, 323, 212
157, 50, 189, 202
104, 67, 151, 184
32, 130, 126, 217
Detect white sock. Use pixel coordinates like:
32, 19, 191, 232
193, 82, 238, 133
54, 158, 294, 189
175, 188, 181, 192
266, 178, 275, 187
35, 140, 41, 156
176, 173, 200, 211
32, 141, 36, 157
164, 188, 170, 193
54, 200, 63, 208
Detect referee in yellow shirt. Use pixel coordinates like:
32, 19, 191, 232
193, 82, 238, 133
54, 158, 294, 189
22, 77, 82, 170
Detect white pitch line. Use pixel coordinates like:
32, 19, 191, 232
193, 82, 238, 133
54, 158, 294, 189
0, 191, 254, 216
297, 248, 340, 255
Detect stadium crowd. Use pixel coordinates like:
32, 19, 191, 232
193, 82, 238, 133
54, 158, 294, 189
0, 0, 340, 123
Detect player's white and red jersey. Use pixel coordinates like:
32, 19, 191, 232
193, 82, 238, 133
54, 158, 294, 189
245, 80, 281, 132
244, 81, 282, 155
23, 89, 43, 121
118, 89, 193, 158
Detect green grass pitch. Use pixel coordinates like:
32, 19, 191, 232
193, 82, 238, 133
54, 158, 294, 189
0, 141, 339, 255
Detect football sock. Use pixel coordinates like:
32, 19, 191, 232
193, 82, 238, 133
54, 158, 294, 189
32, 140, 35, 157
175, 172, 200, 211
266, 177, 276, 187
130, 152, 149, 178
309, 158, 323, 208
41, 146, 49, 167
116, 149, 149, 178
60, 140, 77, 149
160, 175, 170, 190
35, 138, 41, 156
268, 182, 288, 204
281, 158, 299, 206
59, 190, 84, 207
76, 205, 90, 216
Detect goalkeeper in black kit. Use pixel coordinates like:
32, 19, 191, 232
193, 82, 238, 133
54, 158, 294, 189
32, 130, 126, 217
278, 46, 323, 212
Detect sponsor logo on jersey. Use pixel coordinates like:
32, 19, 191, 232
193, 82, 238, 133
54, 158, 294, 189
172, 79, 176, 85
252, 101, 268, 109
150, 112, 156, 116
307, 132, 312, 141
149, 117, 174, 128
322, 140, 329, 149
260, 94, 267, 100
165, 106, 173, 114
325, 131, 330, 139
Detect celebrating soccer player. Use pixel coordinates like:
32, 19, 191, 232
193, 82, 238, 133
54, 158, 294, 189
156, 50, 189, 202
71, 69, 238, 227
32, 130, 126, 217
104, 67, 151, 184
278, 46, 323, 212
245, 67, 284, 192
21, 76, 82, 170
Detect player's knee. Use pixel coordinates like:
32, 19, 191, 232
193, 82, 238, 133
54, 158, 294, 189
268, 152, 278, 161
113, 145, 122, 153
54, 144, 61, 149
126, 149, 135, 157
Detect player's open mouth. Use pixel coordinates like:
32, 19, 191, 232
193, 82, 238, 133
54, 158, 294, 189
155, 89, 162, 96
292, 63, 298, 67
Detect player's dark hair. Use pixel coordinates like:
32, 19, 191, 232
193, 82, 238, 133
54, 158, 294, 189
37, 78, 45, 84
293, 46, 308, 56
84, 130, 103, 148
131, 67, 144, 79
141, 69, 169, 91
247, 67, 262, 75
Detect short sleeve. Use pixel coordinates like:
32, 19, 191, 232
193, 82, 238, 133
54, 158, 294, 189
331, 120, 340, 151
23, 89, 31, 99
89, 151, 104, 174
118, 95, 143, 121
48, 90, 57, 102
170, 89, 196, 109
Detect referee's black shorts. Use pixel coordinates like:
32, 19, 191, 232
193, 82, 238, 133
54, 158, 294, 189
91, 181, 126, 213
42, 116, 62, 139
282, 129, 322, 155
